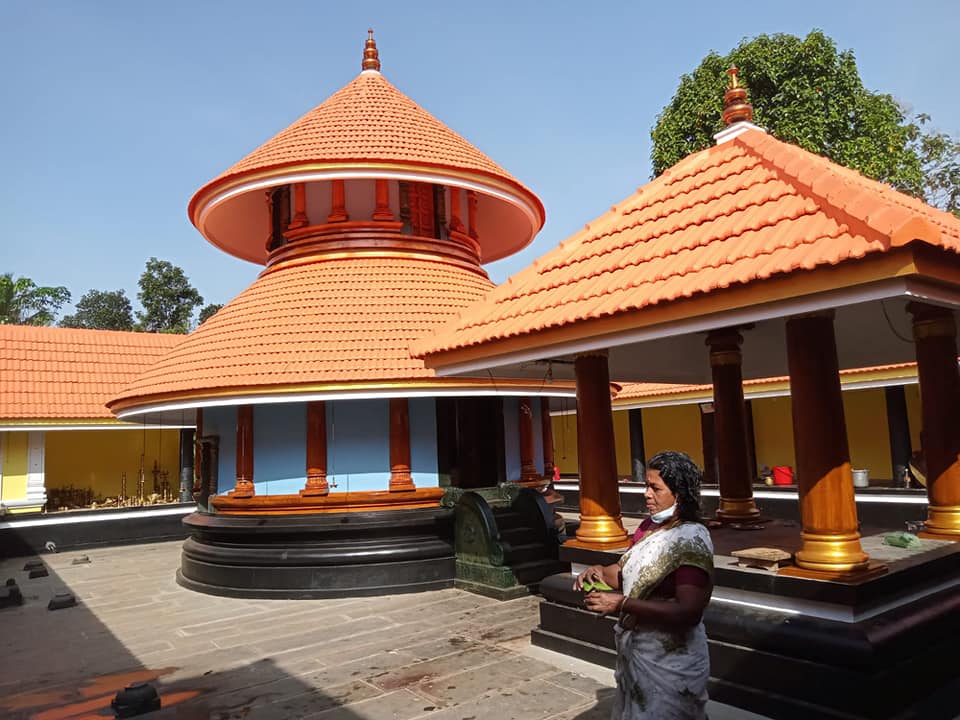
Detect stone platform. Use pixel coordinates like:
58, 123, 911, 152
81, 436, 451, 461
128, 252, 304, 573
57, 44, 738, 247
0, 540, 761, 719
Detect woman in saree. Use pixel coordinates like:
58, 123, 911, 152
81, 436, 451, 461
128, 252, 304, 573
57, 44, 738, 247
574, 451, 714, 719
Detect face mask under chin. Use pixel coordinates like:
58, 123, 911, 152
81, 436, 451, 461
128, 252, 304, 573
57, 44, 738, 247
650, 503, 677, 523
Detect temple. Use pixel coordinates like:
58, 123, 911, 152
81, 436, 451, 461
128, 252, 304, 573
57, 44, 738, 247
415, 68, 960, 717
105, 31, 574, 599
3, 37, 960, 719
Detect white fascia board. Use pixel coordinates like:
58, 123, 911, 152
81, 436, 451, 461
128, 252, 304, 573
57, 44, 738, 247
115, 386, 577, 420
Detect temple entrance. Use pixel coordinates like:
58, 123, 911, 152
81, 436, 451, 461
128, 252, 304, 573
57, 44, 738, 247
437, 397, 505, 489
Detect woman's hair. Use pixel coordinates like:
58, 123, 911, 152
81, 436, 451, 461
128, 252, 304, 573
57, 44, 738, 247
647, 450, 703, 524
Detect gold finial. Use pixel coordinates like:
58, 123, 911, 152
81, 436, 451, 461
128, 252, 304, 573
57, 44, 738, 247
722, 66, 753, 126
362, 29, 381, 72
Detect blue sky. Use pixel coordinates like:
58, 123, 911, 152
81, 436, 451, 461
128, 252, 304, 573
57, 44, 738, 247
2, 1, 958, 318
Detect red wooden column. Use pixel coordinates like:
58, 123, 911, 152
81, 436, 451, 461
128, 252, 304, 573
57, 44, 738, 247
909, 302, 960, 539
389, 398, 416, 492
518, 397, 541, 484
785, 312, 869, 573
568, 352, 629, 549
706, 328, 760, 522
301, 401, 329, 497
328, 180, 348, 222
541, 397, 556, 480
373, 179, 393, 221
232, 405, 255, 498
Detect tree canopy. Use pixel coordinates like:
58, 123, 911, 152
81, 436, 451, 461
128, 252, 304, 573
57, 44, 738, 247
651, 30, 958, 216
0, 273, 71, 326
198, 303, 223, 325
60, 289, 135, 331
136, 258, 204, 333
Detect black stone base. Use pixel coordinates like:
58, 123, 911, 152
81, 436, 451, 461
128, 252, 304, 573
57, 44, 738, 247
536, 566, 960, 720
0, 504, 193, 559
178, 507, 456, 599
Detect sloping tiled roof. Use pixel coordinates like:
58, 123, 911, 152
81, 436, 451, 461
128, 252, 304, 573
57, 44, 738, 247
109, 252, 496, 410
0, 325, 182, 421
414, 128, 960, 358
190, 70, 539, 218
614, 361, 920, 402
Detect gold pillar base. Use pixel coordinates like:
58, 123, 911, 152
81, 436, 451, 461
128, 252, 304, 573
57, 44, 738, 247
716, 497, 761, 522
922, 504, 960, 538
566, 514, 630, 550
794, 530, 869, 573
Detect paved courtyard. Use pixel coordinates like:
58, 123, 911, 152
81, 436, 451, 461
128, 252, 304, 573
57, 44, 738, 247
0, 540, 763, 720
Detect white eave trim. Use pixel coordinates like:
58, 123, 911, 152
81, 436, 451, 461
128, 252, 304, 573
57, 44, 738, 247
430, 277, 960, 377
115, 385, 578, 419
197, 167, 543, 246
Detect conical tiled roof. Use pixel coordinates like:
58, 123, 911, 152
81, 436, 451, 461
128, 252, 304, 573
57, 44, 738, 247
108, 250, 499, 413
188, 70, 544, 263
413, 129, 960, 361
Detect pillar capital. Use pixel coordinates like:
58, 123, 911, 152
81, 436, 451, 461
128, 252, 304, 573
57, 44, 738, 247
908, 302, 957, 341
574, 349, 608, 361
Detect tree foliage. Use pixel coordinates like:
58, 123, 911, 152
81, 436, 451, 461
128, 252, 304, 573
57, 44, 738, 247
61, 289, 135, 331
136, 258, 203, 333
0, 273, 71, 326
650, 30, 957, 209
198, 303, 223, 325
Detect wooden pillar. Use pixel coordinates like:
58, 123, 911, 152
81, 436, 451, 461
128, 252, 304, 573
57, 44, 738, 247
628, 408, 646, 483
448, 187, 465, 234
301, 401, 329, 496
706, 329, 760, 521
884, 386, 912, 485
373, 179, 393, 221
328, 180, 348, 222
290, 182, 308, 229
389, 398, 416, 492
467, 190, 479, 240
568, 352, 629, 549
518, 397, 541, 484
786, 312, 868, 573
541, 397, 555, 480
909, 302, 960, 538
232, 405, 255, 498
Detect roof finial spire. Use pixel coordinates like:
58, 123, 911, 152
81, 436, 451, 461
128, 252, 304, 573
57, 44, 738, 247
722, 66, 753, 126
362, 29, 381, 72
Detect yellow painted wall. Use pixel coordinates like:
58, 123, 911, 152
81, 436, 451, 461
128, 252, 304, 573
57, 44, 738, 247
45, 429, 181, 502
843, 389, 893, 479
641, 404, 705, 468
612, 411, 632, 478
552, 414, 580, 475
1, 432, 29, 502
751, 396, 796, 473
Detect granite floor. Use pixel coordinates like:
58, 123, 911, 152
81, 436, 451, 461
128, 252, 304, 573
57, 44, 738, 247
0, 540, 769, 720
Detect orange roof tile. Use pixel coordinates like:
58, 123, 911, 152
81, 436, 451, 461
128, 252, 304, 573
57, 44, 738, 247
189, 70, 541, 222
109, 251, 497, 411
0, 326, 182, 421
614, 360, 921, 403
414, 129, 960, 359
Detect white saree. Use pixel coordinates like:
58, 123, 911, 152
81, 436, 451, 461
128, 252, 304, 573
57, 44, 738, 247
611, 521, 714, 720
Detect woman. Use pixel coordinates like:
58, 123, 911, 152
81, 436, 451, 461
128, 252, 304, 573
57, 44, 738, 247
574, 451, 714, 719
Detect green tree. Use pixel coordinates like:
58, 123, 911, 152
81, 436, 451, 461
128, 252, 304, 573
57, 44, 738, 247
651, 31, 929, 199
910, 114, 960, 217
136, 258, 203, 333
61, 289, 135, 331
198, 303, 223, 324
0, 273, 71, 326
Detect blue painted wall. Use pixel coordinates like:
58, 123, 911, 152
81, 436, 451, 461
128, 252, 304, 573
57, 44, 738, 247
409, 397, 439, 487
253, 404, 306, 494
327, 398, 390, 492
202, 405, 236, 495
